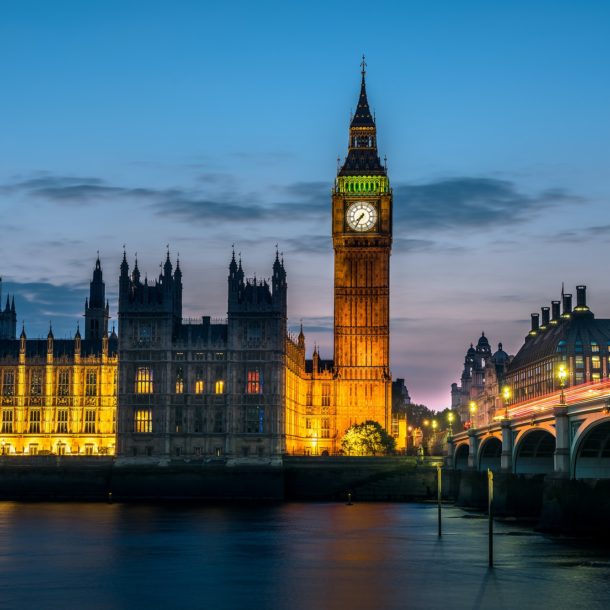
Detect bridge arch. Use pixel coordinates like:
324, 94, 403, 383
513, 428, 556, 474
454, 442, 469, 470
573, 416, 610, 479
478, 435, 501, 472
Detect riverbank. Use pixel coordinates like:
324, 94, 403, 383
2, 456, 609, 537
0, 455, 443, 502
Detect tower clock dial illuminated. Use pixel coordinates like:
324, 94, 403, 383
346, 201, 377, 232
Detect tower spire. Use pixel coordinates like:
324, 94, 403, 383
339, 58, 385, 176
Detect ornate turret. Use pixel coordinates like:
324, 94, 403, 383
85, 255, 110, 340
0, 277, 17, 340
272, 249, 287, 312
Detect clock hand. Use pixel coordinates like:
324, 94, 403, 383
355, 212, 365, 226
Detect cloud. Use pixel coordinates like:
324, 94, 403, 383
1, 174, 157, 204
2, 173, 583, 235
394, 177, 584, 232
544, 224, 610, 243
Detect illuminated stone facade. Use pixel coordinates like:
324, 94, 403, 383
0, 260, 117, 456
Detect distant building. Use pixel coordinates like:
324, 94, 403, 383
450, 333, 511, 428
391, 378, 411, 450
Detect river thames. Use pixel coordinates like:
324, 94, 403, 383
1, 502, 609, 609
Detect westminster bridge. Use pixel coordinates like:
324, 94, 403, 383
448, 378, 610, 479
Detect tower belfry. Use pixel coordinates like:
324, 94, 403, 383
332, 59, 392, 430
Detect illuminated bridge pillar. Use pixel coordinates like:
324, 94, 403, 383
501, 419, 512, 472
467, 429, 478, 469
554, 405, 570, 476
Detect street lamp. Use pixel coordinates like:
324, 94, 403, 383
469, 401, 477, 429
447, 412, 455, 436
502, 385, 511, 418
432, 419, 438, 432
558, 365, 568, 405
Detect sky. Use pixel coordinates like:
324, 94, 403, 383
1, 0, 609, 409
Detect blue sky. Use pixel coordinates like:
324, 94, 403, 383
1, 1, 609, 407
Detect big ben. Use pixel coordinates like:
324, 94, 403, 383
333, 59, 392, 432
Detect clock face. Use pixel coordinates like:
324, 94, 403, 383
346, 201, 377, 232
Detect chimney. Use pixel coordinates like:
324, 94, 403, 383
530, 313, 539, 334
541, 306, 550, 327
551, 300, 561, 323
562, 293, 572, 318
576, 285, 588, 309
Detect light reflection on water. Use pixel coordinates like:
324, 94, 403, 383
0, 502, 609, 609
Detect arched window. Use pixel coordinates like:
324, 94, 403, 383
136, 368, 153, 394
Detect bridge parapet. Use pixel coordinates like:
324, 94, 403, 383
447, 379, 610, 478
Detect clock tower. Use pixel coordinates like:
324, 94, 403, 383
333, 59, 392, 431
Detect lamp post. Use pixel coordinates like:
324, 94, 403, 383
558, 365, 568, 405
502, 385, 511, 419
469, 401, 477, 429
447, 412, 454, 437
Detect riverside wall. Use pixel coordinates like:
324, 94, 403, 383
1, 456, 609, 537
0, 456, 442, 503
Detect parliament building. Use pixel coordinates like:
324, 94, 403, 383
0, 65, 395, 458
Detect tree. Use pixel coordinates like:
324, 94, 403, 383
340, 420, 396, 456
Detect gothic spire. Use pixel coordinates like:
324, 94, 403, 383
350, 55, 375, 129
339, 57, 385, 177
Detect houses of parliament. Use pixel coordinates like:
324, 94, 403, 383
0, 65, 398, 459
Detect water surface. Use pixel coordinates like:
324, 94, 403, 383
0, 502, 608, 609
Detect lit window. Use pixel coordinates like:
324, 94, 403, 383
57, 370, 70, 396
84, 409, 96, 434
29, 444, 39, 456
247, 370, 261, 394
56, 409, 69, 433
29, 409, 41, 433
321, 418, 330, 439
85, 444, 94, 456
592, 356, 601, 369
175, 368, 184, 394
591, 342, 600, 353
30, 370, 43, 396
195, 379, 204, 394
85, 370, 97, 397
136, 368, 153, 394
322, 383, 330, 407
2, 370, 15, 397
215, 380, 224, 395
575, 356, 584, 369
592, 373, 601, 382
1, 409, 13, 433
134, 409, 152, 433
